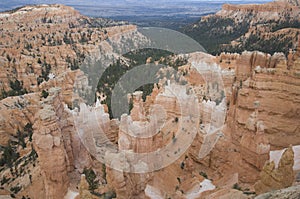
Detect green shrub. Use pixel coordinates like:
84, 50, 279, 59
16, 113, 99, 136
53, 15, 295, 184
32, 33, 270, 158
7, 79, 27, 96
102, 164, 107, 184
0, 176, 9, 185
83, 168, 99, 191
174, 117, 179, 123
41, 90, 49, 99
104, 190, 116, 199
0, 142, 20, 168
17, 130, 26, 149
24, 123, 33, 142
233, 183, 242, 191
10, 185, 21, 194
200, 171, 208, 179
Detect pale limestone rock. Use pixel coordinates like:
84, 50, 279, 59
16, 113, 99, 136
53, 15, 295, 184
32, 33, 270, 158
254, 146, 295, 194
35, 134, 54, 150
129, 91, 146, 121
145, 184, 165, 199
53, 136, 61, 147
255, 185, 300, 199
270, 145, 300, 171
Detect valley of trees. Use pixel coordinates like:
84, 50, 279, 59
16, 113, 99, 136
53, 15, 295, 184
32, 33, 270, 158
97, 48, 187, 118
183, 14, 300, 56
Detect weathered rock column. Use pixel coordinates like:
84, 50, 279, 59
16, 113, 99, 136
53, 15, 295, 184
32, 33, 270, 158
32, 89, 69, 199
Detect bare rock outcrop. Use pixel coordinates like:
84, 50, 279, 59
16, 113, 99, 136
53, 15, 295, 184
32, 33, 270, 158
78, 175, 98, 199
235, 51, 288, 81
218, 43, 300, 185
32, 89, 69, 199
202, 189, 251, 199
106, 166, 152, 199
255, 185, 300, 199
0, 93, 41, 145
254, 146, 295, 194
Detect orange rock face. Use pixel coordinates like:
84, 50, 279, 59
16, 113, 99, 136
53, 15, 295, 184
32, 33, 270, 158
32, 89, 70, 198
223, 51, 299, 184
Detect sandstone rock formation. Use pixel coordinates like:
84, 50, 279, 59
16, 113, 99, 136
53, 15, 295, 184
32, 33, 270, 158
32, 88, 70, 199
254, 146, 295, 194
0, 4, 140, 106
218, 44, 300, 185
